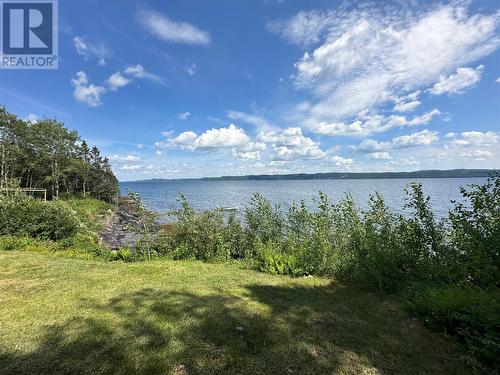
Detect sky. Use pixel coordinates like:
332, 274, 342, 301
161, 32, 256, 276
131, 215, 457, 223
1, 0, 499, 181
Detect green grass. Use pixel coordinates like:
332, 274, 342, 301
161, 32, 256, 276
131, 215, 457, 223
0, 251, 470, 374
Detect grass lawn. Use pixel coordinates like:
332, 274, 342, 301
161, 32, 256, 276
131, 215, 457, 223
0, 252, 469, 375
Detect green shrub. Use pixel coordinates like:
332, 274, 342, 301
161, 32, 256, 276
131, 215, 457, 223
104, 248, 134, 262
0, 235, 61, 252
161, 194, 229, 261
222, 212, 248, 259
0, 194, 78, 241
449, 176, 500, 288
0, 235, 33, 251
406, 285, 500, 368
245, 193, 285, 246
256, 240, 301, 276
64, 197, 113, 232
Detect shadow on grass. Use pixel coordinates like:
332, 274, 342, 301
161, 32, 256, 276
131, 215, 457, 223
0, 284, 466, 375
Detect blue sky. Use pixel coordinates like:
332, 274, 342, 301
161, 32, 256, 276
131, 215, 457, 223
1, 0, 499, 181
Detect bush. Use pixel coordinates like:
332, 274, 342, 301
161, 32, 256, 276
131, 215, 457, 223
449, 176, 500, 288
407, 285, 500, 369
0, 194, 78, 241
255, 240, 301, 276
160, 194, 229, 261
245, 193, 285, 246
0, 235, 62, 253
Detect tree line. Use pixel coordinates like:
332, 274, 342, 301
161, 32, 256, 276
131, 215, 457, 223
0, 106, 118, 201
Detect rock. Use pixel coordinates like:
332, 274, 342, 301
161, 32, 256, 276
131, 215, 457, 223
99, 197, 154, 250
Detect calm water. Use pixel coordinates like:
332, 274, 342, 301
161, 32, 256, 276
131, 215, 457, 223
120, 177, 486, 219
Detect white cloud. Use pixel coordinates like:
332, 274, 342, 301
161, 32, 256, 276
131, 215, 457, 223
392, 91, 422, 113
392, 129, 439, 147
73, 65, 164, 106
138, 10, 210, 45
73, 36, 109, 65
389, 157, 420, 167
121, 164, 142, 171
186, 63, 197, 76
71, 71, 105, 107
268, 10, 334, 47
157, 124, 251, 151
355, 129, 439, 152
196, 124, 250, 149
283, 3, 499, 126
450, 131, 499, 147
233, 150, 261, 161
406, 109, 441, 126
331, 155, 354, 169
156, 124, 269, 162
170, 131, 198, 149
124, 64, 165, 84
156, 125, 326, 163
429, 65, 484, 95
227, 110, 275, 132
109, 154, 141, 162
310, 109, 440, 137
393, 100, 421, 113
25, 114, 38, 123
178, 111, 191, 120
106, 72, 131, 91
457, 149, 493, 160
368, 152, 391, 160
496, 77, 500, 83
258, 127, 325, 160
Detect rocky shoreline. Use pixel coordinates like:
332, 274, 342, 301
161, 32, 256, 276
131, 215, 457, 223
99, 197, 144, 250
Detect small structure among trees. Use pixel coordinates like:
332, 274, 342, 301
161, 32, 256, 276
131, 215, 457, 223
0, 106, 118, 202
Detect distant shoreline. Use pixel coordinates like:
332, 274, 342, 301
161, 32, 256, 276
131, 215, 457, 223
120, 168, 497, 183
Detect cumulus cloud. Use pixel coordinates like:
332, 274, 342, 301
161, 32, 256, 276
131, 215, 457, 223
449, 131, 499, 147
72, 65, 163, 106
106, 72, 131, 91
278, 3, 499, 129
457, 149, 493, 160
368, 152, 391, 160
71, 71, 105, 107
156, 124, 256, 155
258, 127, 325, 160
331, 155, 354, 169
138, 10, 210, 45
155, 125, 328, 163
196, 124, 251, 149
429, 65, 484, 95
73, 36, 109, 65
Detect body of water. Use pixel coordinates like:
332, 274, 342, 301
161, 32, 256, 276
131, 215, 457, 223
119, 177, 486, 219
